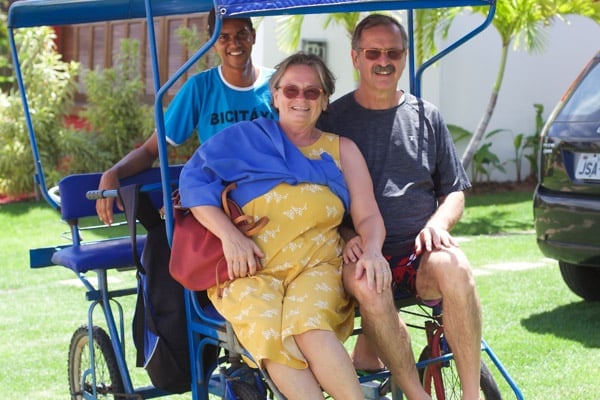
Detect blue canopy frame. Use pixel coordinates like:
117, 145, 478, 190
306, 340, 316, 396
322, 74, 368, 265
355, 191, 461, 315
8, 0, 496, 242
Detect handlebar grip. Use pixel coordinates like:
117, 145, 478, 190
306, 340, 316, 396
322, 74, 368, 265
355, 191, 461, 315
86, 189, 118, 200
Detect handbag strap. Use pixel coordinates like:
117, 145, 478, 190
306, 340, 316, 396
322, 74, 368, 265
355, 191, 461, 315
232, 211, 269, 236
220, 182, 237, 217
172, 182, 268, 237
120, 183, 164, 274
119, 183, 144, 273
220, 183, 269, 237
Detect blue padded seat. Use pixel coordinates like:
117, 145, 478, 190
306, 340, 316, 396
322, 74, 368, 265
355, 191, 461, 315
51, 235, 146, 274
47, 166, 182, 274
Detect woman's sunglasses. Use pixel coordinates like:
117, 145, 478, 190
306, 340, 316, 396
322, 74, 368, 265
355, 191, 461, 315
277, 85, 323, 101
356, 47, 405, 61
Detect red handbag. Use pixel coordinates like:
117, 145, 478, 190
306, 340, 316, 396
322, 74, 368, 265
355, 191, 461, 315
169, 183, 268, 291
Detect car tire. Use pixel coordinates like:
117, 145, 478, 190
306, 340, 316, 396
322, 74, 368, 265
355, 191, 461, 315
559, 261, 600, 301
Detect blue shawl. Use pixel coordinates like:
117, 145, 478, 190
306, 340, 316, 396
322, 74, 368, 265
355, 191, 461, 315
179, 117, 350, 210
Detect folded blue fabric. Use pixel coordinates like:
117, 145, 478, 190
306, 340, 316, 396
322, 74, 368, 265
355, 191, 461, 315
179, 117, 350, 211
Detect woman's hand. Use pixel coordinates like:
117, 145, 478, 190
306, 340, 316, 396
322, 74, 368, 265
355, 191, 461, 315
344, 235, 391, 294
356, 248, 391, 294
221, 231, 264, 280
342, 235, 363, 264
190, 205, 264, 280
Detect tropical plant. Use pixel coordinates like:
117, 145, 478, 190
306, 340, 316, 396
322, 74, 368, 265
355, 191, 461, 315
275, 13, 361, 54
506, 103, 544, 183
449, 102, 545, 183
523, 103, 545, 181
455, 0, 600, 170
448, 124, 507, 183
176, 24, 218, 73
472, 142, 506, 183
81, 39, 154, 165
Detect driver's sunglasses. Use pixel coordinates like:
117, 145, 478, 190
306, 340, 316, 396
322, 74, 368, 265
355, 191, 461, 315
356, 47, 406, 61
277, 85, 323, 100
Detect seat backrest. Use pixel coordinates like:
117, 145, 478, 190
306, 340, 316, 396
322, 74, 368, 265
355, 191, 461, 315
57, 166, 182, 222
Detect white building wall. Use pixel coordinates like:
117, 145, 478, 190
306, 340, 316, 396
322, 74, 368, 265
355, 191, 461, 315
253, 13, 599, 182
436, 14, 600, 181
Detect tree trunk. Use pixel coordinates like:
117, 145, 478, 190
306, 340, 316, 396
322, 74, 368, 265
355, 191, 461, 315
460, 43, 510, 170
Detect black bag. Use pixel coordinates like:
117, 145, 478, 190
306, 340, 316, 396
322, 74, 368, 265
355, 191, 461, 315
120, 184, 191, 393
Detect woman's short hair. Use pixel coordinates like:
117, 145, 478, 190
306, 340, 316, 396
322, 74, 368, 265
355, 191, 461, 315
269, 52, 336, 98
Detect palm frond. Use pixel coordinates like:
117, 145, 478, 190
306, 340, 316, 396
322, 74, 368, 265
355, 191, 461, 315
274, 15, 305, 54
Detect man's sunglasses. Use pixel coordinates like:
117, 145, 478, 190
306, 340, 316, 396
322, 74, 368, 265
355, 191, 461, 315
356, 47, 406, 61
277, 85, 323, 101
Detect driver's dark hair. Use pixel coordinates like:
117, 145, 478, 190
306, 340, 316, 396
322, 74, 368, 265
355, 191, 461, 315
351, 14, 408, 50
207, 8, 254, 36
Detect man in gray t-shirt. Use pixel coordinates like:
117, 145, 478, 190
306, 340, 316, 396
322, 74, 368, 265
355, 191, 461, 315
321, 91, 471, 255
318, 14, 482, 400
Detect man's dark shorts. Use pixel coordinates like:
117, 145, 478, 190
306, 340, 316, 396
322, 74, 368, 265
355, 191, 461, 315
386, 250, 420, 298
386, 248, 441, 307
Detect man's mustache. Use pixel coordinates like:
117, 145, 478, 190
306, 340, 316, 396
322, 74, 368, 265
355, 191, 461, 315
372, 64, 395, 74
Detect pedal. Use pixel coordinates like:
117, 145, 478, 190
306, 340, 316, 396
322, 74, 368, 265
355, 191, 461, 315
360, 381, 395, 400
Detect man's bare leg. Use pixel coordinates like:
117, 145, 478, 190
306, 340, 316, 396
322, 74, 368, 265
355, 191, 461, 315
417, 248, 482, 400
352, 334, 385, 371
343, 264, 431, 400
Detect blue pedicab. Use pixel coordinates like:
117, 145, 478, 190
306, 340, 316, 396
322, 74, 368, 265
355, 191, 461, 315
8, 0, 524, 399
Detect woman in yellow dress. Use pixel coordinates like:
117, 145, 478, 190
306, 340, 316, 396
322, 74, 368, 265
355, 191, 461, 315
179, 52, 390, 399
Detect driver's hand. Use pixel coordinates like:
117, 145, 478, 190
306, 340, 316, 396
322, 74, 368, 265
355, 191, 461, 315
96, 170, 121, 226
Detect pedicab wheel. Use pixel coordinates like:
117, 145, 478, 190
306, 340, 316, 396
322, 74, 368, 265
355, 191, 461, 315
418, 346, 502, 400
68, 325, 124, 400
228, 380, 264, 400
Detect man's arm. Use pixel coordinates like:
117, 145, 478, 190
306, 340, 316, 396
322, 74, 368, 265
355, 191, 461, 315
96, 132, 160, 225
414, 190, 465, 254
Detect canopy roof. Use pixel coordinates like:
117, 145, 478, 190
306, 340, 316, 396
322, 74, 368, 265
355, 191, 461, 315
9, 0, 494, 28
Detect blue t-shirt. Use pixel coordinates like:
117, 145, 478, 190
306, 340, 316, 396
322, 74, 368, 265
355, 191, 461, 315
164, 65, 276, 145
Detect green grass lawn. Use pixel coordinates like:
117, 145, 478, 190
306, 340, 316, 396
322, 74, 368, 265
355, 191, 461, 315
1, 190, 599, 399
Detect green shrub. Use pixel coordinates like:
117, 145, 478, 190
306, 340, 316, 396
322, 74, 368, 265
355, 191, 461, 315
81, 39, 154, 164
0, 1, 13, 92
0, 26, 79, 195
0, 25, 218, 196
56, 128, 114, 175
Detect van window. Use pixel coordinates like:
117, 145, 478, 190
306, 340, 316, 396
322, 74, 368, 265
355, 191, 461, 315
558, 60, 600, 122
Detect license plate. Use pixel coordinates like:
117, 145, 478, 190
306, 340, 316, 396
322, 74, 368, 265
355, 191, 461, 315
575, 152, 600, 180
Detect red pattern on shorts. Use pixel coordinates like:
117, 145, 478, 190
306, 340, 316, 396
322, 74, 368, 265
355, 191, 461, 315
385, 251, 419, 297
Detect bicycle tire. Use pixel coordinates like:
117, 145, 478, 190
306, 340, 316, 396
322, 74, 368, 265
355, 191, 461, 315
68, 325, 125, 400
418, 346, 501, 400
229, 380, 264, 400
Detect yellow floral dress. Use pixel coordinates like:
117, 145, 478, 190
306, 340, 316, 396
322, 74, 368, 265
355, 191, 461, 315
207, 132, 355, 369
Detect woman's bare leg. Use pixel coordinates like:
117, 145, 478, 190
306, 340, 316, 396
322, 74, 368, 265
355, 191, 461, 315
295, 330, 364, 400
